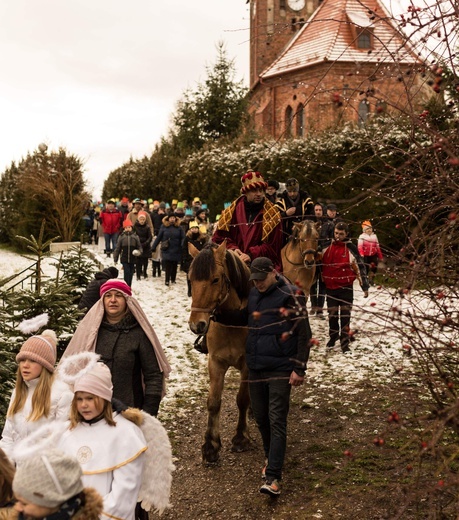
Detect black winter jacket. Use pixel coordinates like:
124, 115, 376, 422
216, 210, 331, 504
246, 277, 311, 375
113, 231, 141, 264
96, 312, 163, 416
151, 217, 185, 263
134, 221, 153, 258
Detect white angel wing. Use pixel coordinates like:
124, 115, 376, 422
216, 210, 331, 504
137, 412, 175, 515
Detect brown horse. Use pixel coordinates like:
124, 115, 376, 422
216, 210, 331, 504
281, 219, 319, 295
188, 241, 251, 464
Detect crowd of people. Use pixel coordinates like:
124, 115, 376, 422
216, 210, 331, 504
0, 171, 384, 516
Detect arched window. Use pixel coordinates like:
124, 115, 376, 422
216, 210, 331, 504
296, 103, 305, 136
285, 106, 293, 137
358, 100, 369, 126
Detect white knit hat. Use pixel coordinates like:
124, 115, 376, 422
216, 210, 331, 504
13, 448, 83, 508
74, 362, 113, 402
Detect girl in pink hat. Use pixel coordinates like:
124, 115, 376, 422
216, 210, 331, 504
0, 330, 73, 463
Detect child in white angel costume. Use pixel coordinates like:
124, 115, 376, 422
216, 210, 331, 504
14, 353, 175, 520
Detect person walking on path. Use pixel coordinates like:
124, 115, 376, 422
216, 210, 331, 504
321, 222, 369, 354
310, 202, 327, 318
0, 330, 73, 463
62, 280, 171, 417
134, 211, 153, 281
99, 199, 122, 258
113, 219, 142, 287
246, 257, 312, 497
151, 214, 185, 286
358, 220, 383, 286
181, 221, 209, 297
213, 170, 283, 270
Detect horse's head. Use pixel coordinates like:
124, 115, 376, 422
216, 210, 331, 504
188, 241, 230, 335
294, 220, 319, 269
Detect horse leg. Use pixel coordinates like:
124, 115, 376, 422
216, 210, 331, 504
202, 358, 227, 464
231, 363, 251, 453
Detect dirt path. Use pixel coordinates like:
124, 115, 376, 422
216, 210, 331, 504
155, 366, 425, 520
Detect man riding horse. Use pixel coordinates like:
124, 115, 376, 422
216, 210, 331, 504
213, 170, 283, 271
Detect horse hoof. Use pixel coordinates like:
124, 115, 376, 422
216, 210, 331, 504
202, 444, 221, 464
231, 436, 251, 453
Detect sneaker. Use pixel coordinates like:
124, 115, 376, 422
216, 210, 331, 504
261, 459, 268, 480
326, 339, 336, 349
342, 345, 351, 355
260, 479, 281, 497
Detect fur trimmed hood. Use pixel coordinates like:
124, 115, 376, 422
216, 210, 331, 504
162, 215, 181, 227
3, 488, 103, 519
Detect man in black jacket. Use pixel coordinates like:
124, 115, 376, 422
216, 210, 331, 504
246, 257, 311, 497
78, 267, 119, 314
276, 178, 314, 243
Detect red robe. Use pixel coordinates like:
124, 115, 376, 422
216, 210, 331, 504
213, 196, 283, 270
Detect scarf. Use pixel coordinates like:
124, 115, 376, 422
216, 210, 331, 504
59, 298, 171, 396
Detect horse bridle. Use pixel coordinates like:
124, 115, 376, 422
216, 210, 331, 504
190, 263, 231, 319
283, 236, 318, 269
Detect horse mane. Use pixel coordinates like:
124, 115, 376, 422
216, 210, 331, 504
189, 243, 251, 301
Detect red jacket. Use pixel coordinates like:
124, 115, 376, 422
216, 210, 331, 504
321, 240, 369, 291
99, 209, 122, 234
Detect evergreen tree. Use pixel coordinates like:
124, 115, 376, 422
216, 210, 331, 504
171, 42, 249, 153
0, 145, 90, 248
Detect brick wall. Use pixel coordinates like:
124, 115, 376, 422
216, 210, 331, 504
250, 61, 431, 138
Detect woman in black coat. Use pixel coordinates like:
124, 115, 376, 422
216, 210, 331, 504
134, 212, 153, 280
152, 214, 185, 286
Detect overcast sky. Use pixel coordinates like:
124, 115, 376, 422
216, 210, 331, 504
0, 1, 250, 199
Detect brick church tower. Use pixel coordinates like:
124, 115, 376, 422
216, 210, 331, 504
249, 0, 320, 87
248, 0, 431, 138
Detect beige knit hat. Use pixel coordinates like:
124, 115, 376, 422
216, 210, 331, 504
74, 362, 113, 402
16, 330, 57, 373
13, 448, 83, 508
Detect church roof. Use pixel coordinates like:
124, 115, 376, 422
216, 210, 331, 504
261, 0, 422, 80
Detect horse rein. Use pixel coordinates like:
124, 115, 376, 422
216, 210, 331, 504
283, 237, 317, 269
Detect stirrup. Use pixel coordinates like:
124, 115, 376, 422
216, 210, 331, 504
194, 335, 208, 355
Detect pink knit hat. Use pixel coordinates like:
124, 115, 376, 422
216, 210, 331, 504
74, 362, 113, 402
16, 330, 57, 373
100, 279, 132, 298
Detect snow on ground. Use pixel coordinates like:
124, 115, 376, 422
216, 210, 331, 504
0, 246, 414, 406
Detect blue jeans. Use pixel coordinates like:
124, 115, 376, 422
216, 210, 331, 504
249, 370, 291, 481
104, 232, 119, 253
122, 262, 135, 287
